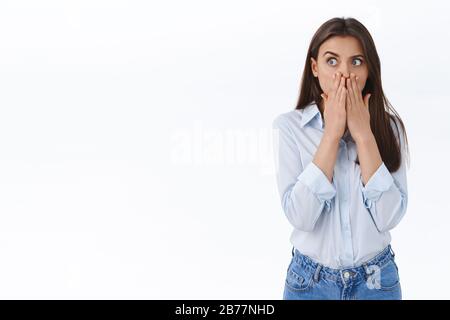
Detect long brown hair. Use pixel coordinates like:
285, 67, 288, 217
296, 17, 409, 172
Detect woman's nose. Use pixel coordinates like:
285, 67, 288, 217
339, 71, 350, 79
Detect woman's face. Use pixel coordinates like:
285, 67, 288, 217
311, 35, 369, 97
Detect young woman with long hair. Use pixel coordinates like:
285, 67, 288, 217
273, 17, 409, 300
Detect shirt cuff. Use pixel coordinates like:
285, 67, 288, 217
297, 161, 336, 210
360, 162, 394, 208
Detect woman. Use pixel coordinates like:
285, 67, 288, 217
272, 17, 409, 300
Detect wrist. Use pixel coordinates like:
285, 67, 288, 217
322, 131, 341, 144
354, 131, 375, 145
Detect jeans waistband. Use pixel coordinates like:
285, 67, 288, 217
291, 245, 396, 284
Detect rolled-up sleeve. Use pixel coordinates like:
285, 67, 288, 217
273, 115, 336, 232
359, 118, 408, 233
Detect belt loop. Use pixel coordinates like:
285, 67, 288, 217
363, 263, 372, 280
291, 246, 295, 257
389, 245, 396, 258
313, 264, 322, 283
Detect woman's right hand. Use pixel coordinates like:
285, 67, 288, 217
320, 72, 348, 141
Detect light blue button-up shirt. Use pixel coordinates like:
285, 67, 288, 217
272, 101, 408, 268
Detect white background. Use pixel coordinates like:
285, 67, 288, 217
0, 0, 448, 299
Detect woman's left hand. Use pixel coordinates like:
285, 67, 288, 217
346, 73, 372, 142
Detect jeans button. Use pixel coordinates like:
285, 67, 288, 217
343, 271, 350, 279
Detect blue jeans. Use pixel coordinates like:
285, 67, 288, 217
283, 245, 402, 300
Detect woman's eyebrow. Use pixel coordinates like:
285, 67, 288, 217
323, 51, 364, 58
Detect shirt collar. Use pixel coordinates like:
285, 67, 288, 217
300, 101, 323, 129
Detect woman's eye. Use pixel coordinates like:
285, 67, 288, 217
327, 58, 337, 66
353, 58, 363, 66
326, 57, 363, 66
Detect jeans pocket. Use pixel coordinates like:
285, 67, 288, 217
285, 259, 314, 292
377, 259, 400, 291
